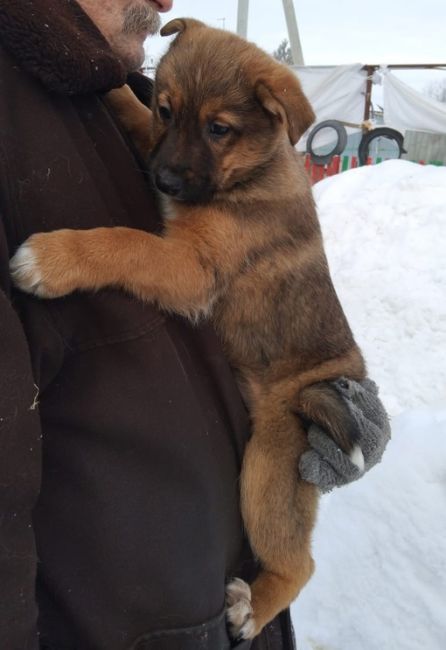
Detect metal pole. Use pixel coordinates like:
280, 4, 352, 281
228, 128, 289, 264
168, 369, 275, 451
282, 0, 304, 65
363, 65, 374, 121
237, 0, 249, 38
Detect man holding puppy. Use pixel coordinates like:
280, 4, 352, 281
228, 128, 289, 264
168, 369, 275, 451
0, 1, 389, 649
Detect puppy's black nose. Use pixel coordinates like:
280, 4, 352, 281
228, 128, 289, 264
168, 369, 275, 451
155, 168, 184, 197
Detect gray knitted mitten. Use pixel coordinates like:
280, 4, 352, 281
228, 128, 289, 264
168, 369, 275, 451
299, 378, 391, 493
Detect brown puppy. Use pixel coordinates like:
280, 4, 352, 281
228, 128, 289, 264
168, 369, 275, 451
11, 19, 366, 640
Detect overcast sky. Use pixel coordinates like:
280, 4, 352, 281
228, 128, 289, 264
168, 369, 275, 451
145, 0, 446, 94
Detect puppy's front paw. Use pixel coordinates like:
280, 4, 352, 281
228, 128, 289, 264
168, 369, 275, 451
9, 241, 44, 295
10, 231, 82, 298
225, 577, 256, 640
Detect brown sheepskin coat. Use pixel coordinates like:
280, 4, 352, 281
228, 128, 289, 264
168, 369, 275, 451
0, 1, 296, 648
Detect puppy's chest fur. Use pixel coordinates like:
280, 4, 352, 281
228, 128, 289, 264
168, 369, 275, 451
163, 186, 356, 382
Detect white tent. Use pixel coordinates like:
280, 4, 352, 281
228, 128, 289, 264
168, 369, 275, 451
382, 68, 446, 135
291, 64, 367, 149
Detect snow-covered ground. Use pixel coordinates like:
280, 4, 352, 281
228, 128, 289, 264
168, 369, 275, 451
291, 160, 446, 650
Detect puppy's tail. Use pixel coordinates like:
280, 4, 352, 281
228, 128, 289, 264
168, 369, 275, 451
295, 381, 361, 458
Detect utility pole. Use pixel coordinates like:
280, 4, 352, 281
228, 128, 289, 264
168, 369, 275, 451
237, 0, 249, 38
282, 0, 304, 65
237, 0, 304, 64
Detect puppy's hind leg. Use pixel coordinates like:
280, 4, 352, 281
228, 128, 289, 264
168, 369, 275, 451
230, 398, 318, 640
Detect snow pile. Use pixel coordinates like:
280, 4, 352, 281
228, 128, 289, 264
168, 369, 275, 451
291, 160, 446, 650
314, 159, 446, 416
292, 408, 446, 650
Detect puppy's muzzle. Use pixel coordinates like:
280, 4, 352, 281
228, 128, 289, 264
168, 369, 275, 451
155, 168, 184, 198
153, 165, 215, 204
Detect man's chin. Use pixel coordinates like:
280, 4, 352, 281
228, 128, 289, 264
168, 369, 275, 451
128, 43, 146, 72
111, 37, 147, 72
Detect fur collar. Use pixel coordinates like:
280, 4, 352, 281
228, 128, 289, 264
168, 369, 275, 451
0, 0, 127, 94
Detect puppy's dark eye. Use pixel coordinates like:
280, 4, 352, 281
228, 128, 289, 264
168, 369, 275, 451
159, 105, 172, 121
209, 122, 231, 137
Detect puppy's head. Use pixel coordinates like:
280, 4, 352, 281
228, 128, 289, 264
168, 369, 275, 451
149, 18, 315, 204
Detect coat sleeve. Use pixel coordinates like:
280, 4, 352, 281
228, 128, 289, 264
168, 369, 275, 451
0, 216, 41, 650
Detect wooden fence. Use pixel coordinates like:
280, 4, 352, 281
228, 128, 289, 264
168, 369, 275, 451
304, 153, 445, 184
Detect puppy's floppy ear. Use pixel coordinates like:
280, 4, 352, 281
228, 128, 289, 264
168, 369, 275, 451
160, 17, 206, 37
255, 66, 315, 145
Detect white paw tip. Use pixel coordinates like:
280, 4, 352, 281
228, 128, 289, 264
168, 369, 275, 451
226, 578, 254, 639
239, 617, 257, 640
350, 444, 365, 472
226, 577, 251, 604
10, 244, 42, 290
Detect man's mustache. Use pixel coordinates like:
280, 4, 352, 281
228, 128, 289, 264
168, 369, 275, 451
123, 3, 161, 35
